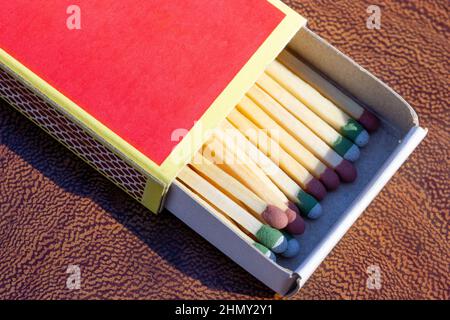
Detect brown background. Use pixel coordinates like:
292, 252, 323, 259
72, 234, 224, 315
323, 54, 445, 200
0, 0, 448, 299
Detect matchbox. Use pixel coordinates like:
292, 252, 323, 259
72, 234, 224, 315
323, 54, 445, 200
0, 1, 426, 296
166, 26, 426, 295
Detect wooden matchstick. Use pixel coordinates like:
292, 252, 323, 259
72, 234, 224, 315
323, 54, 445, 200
246, 86, 357, 183
256, 72, 360, 161
227, 110, 327, 200
177, 166, 288, 253
191, 193, 278, 261
266, 60, 370, 147
190, 153, 288, 229
237, 96, 340, 191
220, 120, 323, 219
203, 136, 305, 234
278, 50, 380, 132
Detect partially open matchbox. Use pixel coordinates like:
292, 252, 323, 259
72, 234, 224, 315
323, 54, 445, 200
0, 1, 426, 295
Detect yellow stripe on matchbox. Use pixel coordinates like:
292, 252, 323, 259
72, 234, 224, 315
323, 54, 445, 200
0, 0, 306, 213
142, 179, 167, 213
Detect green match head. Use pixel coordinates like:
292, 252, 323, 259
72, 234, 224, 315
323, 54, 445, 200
255, 225, 287, 254
332, 135, 356, 157
296, 190, 322, 219
253, 242, 276, 262
340, 119, 365, 142
354, 130, 369, 147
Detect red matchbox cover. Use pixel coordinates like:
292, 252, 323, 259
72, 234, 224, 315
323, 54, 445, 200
0, 0, 285, 165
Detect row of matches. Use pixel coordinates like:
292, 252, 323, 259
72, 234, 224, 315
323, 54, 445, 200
176, 50, 380, 262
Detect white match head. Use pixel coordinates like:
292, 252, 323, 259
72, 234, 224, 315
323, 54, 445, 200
343, 144, 360, 162
266, 250, 277, 262
253, 242, 277, 262
271, 235, 288, 254
307, 203, 323, 220
354, 130, 369, 147
281, 237, 300, 258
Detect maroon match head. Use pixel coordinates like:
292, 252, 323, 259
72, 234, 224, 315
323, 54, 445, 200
319, 168, 340, 191
261, 205, 289, 229
305, 178, 327, 201
335, 160, 357, 183
285, 212, 306, 235
359, 109, 380, 133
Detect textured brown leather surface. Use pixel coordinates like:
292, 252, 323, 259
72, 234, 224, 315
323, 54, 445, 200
0, 0, 448, 299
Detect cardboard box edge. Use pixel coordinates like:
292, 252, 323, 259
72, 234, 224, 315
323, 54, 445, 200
294, 126, 427, 288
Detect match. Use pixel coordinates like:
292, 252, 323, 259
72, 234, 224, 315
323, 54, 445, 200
266, 60, 370, 147
199, 198, 277, 262
280, 231, 300, 258
256, 72, 360, 161
227, 110, 327, 201
190, 153, 288, 229
237, 96, 340, 190
203, 135, 306, 234
202, 137, 295, 217
220, 120, 323, 219
177, 166, 288, 253
246, 86, 357, 183
278, 50, 380, 132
